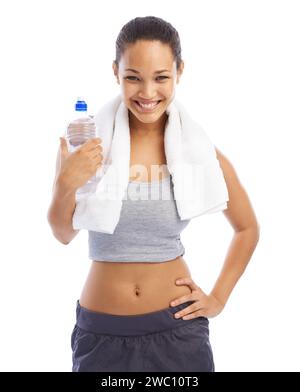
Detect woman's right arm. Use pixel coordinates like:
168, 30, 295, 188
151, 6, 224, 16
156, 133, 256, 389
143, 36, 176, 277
47, 148, 79, 245
47, 137, 102, 245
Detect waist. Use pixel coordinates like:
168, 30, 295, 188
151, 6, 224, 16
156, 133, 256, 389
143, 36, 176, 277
79, 256, 192, 315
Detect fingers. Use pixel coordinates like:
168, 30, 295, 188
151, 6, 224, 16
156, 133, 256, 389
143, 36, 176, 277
90, 151, 103, 168
181, 309, 206, 320
79, 144, 103, 161
93, 158, 103, 169
90, 149, 103, 160
175, 277, 199, 292
170, 294, 193, 307
81, 138, 103, 152
59, 137, 68, 155
173, 303, 201, 319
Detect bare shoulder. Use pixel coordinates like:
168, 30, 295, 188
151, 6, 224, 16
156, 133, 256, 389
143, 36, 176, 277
215, 147, 260, 233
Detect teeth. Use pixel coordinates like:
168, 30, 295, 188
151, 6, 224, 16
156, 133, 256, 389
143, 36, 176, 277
138, 101, 159, 108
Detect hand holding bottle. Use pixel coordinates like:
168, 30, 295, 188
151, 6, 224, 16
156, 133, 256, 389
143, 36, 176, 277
57, 136, 103, 192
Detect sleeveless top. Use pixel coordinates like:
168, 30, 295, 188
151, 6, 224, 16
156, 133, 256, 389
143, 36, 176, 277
88, 174, 191, 262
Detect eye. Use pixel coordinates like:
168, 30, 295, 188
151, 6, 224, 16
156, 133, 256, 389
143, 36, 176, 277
124, 76, 169, 81
125, 76, 139, 81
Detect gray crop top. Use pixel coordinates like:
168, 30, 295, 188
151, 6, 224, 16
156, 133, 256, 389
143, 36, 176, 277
88, 174, 191, 262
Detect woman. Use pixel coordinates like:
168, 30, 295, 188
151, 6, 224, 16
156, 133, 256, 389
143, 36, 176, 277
47, 16, 260, 372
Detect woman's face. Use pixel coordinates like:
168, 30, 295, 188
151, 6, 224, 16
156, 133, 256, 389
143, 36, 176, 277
113, 40, 184, 128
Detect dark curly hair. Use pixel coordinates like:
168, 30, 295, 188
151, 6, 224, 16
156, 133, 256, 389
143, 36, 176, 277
114, 16, 183, 70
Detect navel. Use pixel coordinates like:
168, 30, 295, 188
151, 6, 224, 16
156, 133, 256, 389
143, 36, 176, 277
134, 284, 141, 297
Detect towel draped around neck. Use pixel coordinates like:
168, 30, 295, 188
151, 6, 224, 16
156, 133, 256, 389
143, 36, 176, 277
72, 95, 229, 234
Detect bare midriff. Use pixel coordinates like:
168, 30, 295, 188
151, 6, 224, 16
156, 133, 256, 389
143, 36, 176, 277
79, 255, 192, 315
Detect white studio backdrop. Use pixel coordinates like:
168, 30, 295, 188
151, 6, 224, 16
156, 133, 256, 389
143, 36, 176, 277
0, 0, 299, 371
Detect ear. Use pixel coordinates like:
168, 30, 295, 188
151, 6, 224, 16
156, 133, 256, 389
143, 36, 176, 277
176, 60, 184, 84
112, 61, 120, 84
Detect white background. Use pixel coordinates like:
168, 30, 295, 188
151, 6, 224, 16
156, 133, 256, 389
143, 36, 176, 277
0, 0, 299, 371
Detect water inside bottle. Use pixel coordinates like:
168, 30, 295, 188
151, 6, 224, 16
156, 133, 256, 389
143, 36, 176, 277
66, 117, 96, 153
65, 100, 99, 197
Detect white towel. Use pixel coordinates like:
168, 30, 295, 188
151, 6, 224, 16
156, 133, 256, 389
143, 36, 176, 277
72, 95, 229, 234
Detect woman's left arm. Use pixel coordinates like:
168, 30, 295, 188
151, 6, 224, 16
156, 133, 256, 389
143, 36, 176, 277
171, 148, 260, 319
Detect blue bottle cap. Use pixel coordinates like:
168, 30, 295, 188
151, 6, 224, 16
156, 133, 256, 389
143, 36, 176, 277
75, 97, 87, 111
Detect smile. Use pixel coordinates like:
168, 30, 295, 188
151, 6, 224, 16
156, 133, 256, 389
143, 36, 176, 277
133, 100, 162, 112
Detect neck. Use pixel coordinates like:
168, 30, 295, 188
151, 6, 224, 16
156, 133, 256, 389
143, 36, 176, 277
129, 111, 168, 138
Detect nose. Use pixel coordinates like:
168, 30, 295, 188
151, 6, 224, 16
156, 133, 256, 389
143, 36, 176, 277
138, 81, 157, 100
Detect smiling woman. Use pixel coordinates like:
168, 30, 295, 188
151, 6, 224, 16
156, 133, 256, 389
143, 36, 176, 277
112, 34, 184, 135
48, 15, 260, 373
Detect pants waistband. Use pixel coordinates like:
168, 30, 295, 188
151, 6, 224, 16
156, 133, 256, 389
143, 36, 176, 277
75, 299, 208, 336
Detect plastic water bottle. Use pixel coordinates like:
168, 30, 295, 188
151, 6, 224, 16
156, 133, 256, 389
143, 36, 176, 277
65, 97, 98, 198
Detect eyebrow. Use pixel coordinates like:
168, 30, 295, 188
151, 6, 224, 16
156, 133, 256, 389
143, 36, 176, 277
125, 68, 170, 74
